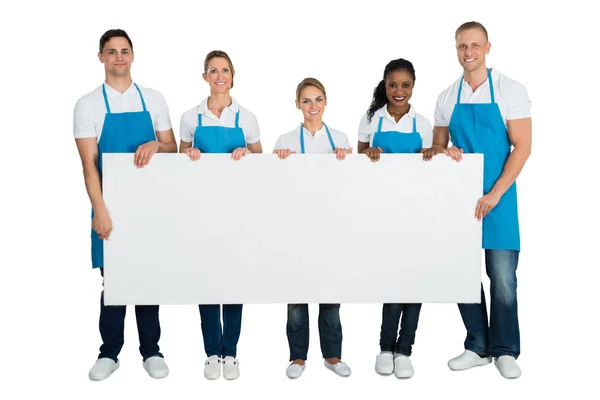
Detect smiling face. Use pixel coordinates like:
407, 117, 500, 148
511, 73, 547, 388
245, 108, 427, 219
98, 36, 134, 78
297, 85, 327, 122
203, 57, 233, 93
385, 69, 414, 108
455, 27, 491, 73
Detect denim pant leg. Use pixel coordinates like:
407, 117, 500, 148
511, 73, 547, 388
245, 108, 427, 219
486, 249, 520, 358
287, 304, 309, 361
318, 304, 342, 359
135, 304, 162, 361
199, 304, 222, 357
221, 304, 243, 358
98, 268, 125, 362
396, 303, 422, 356
458, 284, 490, 356
379, 303, 402, 352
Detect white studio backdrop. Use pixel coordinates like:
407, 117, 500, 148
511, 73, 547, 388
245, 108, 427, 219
102, 154, 483, 305
0, 0, 598, 399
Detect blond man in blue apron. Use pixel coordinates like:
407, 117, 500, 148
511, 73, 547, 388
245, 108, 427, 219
74, 29, 177, 381
423, 21, 532, 379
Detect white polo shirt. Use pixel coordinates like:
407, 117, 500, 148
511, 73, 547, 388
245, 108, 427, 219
73, 82, 172, 140
274, 124, 350, 153
358, 105, 433, 148
179, 97, 260, 144
434, 68, 531, 127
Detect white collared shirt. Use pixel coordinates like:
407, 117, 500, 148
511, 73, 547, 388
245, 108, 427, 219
434, 68, 532, 127
179, 96, 260, 144
358, 105, 433, 147
274, 124, 350, 153
73, 82, 172, 140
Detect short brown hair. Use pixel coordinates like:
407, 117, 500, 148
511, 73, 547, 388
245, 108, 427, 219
455, 21, 488, 42
295, 77, 327, 104
204, 50, 235, 88
99, 29, 133, 53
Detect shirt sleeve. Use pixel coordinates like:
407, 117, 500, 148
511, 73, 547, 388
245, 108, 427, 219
154, 92, 172, 132
73, 97, 97, 139
506, 83, 532, 120
179, 111, 195, 143
357, 113, 371, 143
419, 117, 433, 148
243, 111, 260, 144
433, 92, 449, 127
273, 135, 285, 151
340, 133, 351, 149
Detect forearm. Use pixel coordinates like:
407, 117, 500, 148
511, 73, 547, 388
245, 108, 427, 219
489, 146, 531, 197
357, 141, 369, 153
82, 164, 107, 214
248, 142, 263, 154
157, 140, 177, 153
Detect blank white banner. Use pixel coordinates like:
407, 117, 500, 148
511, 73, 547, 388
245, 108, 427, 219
102, 153, 483, 305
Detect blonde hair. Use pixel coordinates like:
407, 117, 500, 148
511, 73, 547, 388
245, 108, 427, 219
455, 21, 488, 41
295, 77, 326, 104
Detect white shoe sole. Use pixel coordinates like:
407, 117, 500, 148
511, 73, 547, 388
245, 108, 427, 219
448, 356, 492, 371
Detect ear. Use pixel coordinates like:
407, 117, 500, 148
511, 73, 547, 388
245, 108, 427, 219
485, 42, 491, 54
131, 51, 135, 63
324, 97, 328, 107
295, 99, 300, 109
98, 52, 104, 64
202, 72, 208, 82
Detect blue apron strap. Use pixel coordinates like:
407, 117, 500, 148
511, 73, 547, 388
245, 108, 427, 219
102, 84, 111, 114
412, 116, 417, 133
235, 110, 240, 128
198, 113, 203, 127
487, 69, 495, 104
133, 83, 147, 112
377, 116, 383, 133
324, 123, 336, 151
457, 78, 464, 104
300, 124, 305, 154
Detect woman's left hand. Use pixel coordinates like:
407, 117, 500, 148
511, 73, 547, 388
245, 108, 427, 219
334, 147, 352, 160
232, 147, 250, 161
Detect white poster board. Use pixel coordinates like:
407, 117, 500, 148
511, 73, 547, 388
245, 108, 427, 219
102, 153, 483, 305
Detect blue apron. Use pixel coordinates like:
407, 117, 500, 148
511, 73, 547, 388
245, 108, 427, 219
372, 113, 422, 153
91, 83, 157, 268
300, 123, 336, 153
193, 110, 246, 153
448, 69, 520, 251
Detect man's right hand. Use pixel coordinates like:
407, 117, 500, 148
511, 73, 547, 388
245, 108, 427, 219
363, 147, 383, 162
93, 210, 113, 240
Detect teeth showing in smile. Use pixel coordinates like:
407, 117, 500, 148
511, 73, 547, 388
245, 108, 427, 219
216, 82, 226, 85
309, 111, 319, 115
464, 58, 474, 62
393, 96, 406, 101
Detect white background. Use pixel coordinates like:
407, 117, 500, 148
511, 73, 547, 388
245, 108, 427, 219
0, 0, 598, 399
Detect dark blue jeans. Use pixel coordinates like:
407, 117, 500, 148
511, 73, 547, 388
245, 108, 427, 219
98, 269, 162, 362
458, 249, 520, 358
198, 304, 243, 358
286, 304, 342, 361
379, 303, 422, 356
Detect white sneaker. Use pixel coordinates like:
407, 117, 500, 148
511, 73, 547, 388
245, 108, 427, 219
204, 355, 221, 380
375, 352, 394, 375
324, 360, 351, 377
494, 356, 521, 379
393, 355, 414, 378
223, 356, 240, 380
143, 356, 169, 379
448, 350, 492, 371
89, 358, 119, 381
286, 362, 306, 379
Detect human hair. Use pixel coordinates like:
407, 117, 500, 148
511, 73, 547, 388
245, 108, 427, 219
366, 58, 416, 123
99, 29, 133, 53
455, 21, 489, 42
204, 50, 235, 88
295, 77, 327, 104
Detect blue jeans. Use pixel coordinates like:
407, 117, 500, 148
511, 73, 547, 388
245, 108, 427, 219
286, 304, 342, 361
98, 269, 163, 362
458, 249, 520, 358
198, 304, 243, 358
379, 303, 422, 356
